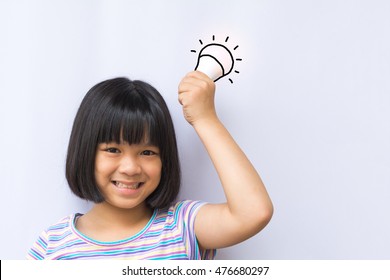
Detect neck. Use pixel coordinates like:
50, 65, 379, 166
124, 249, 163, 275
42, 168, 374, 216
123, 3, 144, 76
87, 202, 153, 229
75, 202, 154, 242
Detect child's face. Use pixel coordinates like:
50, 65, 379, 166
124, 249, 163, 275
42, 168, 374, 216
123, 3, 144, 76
94, 140, 162, 210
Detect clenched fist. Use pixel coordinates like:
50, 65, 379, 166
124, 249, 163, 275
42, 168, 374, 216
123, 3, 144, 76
178, 71, 217, 126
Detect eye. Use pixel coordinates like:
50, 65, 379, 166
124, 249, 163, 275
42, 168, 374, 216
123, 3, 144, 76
105, 147, 121, 154
141, 150, 158, 156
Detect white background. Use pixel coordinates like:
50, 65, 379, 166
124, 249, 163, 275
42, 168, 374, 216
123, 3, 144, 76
1, 0, 389, 259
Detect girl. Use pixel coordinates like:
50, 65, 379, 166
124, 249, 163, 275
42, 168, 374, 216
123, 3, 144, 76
27, 71, 273, 260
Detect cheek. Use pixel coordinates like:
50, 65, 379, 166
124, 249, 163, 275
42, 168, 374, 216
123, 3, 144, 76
94, 153, 104, 173
94, 166, 107, 187
147, 160, 162, 182
95, 162, 110, 174
94, 156, 114, 183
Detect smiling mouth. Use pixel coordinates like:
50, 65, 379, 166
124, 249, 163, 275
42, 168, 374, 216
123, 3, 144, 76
112, 181, 143, 190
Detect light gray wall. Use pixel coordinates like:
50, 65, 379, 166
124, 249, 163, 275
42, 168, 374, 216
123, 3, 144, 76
1, 0, 389, 259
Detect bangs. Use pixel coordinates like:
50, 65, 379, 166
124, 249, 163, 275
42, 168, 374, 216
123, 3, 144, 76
96, 87, 160, 146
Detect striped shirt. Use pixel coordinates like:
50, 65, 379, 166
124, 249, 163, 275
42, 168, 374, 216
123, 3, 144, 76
27, 200, 216, 260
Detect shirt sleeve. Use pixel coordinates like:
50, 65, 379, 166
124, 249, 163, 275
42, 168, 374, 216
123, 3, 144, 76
26, 231, 48, 260
173, 200, 216, 260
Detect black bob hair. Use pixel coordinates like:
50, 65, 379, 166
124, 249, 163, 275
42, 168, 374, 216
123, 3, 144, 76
66, 77, 181, 209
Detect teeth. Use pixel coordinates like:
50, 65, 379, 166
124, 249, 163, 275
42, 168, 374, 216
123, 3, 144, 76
114, 181, 141, 189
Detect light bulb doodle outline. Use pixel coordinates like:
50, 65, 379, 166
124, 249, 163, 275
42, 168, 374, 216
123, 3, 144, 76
195, 43, 234, 79
191, 35, 242, 83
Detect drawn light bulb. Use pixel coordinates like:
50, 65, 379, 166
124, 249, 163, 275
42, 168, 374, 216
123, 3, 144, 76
191, 35, 242, 83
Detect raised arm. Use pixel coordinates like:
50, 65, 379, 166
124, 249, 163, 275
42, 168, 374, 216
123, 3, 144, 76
178, 71, 273, 249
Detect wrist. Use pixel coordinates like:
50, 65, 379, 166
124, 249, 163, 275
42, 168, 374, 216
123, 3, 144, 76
192, 114, 223, 134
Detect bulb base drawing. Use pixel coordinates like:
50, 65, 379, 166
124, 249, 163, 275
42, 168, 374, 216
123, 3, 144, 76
195, 44, 234, 82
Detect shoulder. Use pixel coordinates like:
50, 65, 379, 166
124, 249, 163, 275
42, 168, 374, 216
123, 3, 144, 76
42, 214, 80, 237
43, 214, 79, 236
48, 214, 75, 228
27, 214, 79, 260
164, 200, 207, 219
36, 214, 77, 238
152, 200, 207, 228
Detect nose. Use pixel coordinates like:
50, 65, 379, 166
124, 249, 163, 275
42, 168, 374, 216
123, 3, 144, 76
118, 155, 142, 176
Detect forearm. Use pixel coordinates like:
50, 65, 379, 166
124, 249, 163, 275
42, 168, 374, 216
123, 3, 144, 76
193, 116, 273, 225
